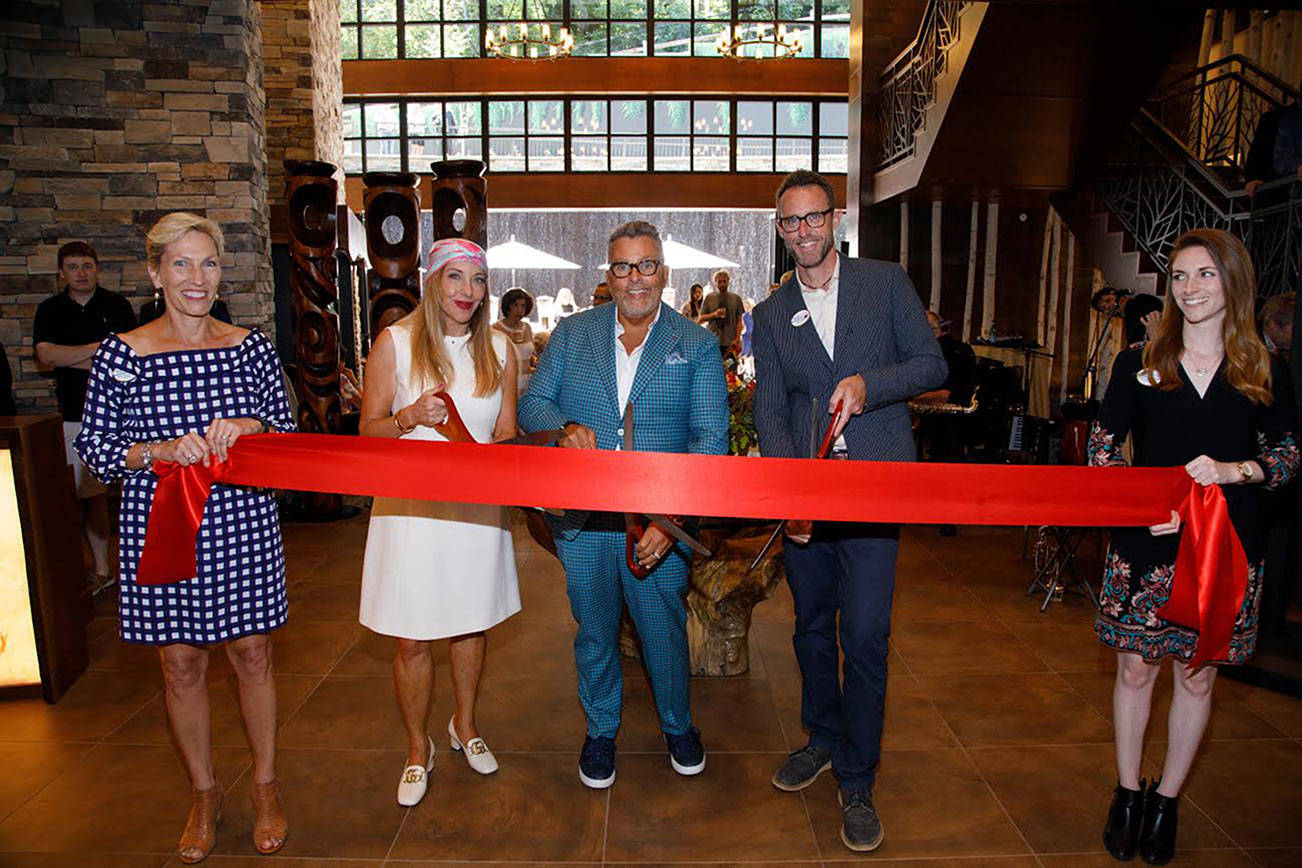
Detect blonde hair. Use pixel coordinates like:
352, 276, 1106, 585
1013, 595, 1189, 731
146, 212, 224, 271
406, 262, 502, 398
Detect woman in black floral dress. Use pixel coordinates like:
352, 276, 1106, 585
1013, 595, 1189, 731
1089, 229, 1298, 865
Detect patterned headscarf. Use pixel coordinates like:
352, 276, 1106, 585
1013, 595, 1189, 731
426, 237, 487, 275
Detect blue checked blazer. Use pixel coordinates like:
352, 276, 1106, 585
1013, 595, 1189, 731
752, 256, 947, 462
519, 300, 729, 539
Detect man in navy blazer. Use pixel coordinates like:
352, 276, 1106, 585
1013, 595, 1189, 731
753, 170, 946, 852
519, 220, 729, 790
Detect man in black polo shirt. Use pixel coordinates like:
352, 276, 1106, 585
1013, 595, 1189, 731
33, 241, 136, 589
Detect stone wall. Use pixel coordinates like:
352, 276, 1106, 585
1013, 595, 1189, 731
0, 0, 272, 413
262, 0, 344, 206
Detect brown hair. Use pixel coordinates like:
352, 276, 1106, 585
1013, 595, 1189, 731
57, 241, 98, 268
406, 261, 501, 399
776, 169, 836, 210
1142, 228, 1272, 405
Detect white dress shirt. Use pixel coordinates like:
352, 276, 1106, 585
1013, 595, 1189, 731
615, 305, 661, 417
798, 255, 846, 451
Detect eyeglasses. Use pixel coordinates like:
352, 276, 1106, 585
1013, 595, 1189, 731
775, 208, 834, 232
609, 258, 661, 278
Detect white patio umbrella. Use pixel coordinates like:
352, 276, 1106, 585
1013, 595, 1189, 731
486, 234, 581, 286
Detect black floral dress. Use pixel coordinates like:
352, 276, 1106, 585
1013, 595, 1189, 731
1088, 347, 1299, 664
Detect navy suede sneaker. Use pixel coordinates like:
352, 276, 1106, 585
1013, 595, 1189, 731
665, 726, 706, 776
579, 735, 616, 789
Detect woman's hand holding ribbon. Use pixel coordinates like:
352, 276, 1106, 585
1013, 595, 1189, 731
154, 432, 212, 467
402, 387, 449, 429
204, 417, 263, 463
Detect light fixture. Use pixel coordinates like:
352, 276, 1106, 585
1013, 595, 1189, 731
715, 20, 802, 60
484, 21, 574, 60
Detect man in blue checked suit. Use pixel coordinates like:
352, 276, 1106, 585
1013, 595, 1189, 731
753, 171, 947, 853
518, 220, 728, 789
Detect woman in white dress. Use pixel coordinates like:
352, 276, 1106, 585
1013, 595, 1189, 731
491, 287, 534, 396
358, 238, 521, 807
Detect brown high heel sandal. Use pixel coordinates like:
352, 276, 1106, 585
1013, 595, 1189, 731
251, 778, 289, 855
177, 783, 223, 864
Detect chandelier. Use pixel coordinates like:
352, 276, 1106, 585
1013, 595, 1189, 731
484, 21, 574, 60
715, 21, 802, 60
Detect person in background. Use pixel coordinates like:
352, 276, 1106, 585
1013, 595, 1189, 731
680, 283, 705, 322
916, 310, 975, 407
75, 213, 296, 863
139, 293, 232, 326
592, 281, 612, 307
1124, 293, 1164, 347
1271, 82, 1302, 186
1260, 292, 1295, 362
1244, 104, 1285, 197
34, 240, 137, 589
493, 287, 535, 396
0, 342, 16, 415
699, 269, 745, 355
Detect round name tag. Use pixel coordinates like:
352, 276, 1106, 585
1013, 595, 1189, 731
791, 309, 811, 327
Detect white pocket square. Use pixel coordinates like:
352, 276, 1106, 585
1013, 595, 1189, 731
665, 350, 689, 365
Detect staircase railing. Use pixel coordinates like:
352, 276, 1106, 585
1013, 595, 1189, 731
878, 0, 970, 169
1148, 53, 1298, 179
1097, 109, 1299, 300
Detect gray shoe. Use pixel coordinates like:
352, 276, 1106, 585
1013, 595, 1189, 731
840, 789, 884, 852
771, 744, 832, 792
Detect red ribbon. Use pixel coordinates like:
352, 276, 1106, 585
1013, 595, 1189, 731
135, 433, 1247, 667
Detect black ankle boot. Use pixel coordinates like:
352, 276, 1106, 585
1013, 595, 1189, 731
1140, 781, 1178, 865
1103, 780, 1146, 861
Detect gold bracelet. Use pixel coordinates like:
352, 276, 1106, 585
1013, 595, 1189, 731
393, 411, 415, 435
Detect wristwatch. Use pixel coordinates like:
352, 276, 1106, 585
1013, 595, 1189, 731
1235, 460, 1253, 482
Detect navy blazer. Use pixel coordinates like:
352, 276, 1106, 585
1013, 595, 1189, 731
752, 256, 947, 462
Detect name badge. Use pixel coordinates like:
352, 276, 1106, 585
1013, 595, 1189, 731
791, 310, 810, 327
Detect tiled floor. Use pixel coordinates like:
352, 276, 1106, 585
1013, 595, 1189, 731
2, 515, 1301, 866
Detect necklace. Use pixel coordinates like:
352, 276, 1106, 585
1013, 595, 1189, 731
1184, 351, 1220, 377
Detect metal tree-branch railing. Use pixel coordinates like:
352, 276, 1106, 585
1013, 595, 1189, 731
878, 0, 969, 169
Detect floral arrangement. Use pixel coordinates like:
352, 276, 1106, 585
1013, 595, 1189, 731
724, 357, 757, 456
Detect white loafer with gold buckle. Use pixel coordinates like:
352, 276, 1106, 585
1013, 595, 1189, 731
448, 717, 498, 775
396, 736, 434, 806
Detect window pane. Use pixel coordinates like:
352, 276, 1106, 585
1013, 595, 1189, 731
693, 99, 729, 135
489, 137, 526, 171
784, 22, 814, 57
819, 102, 848, 137
775, 137, 812, 171
446, 137, 483, 160
488, 100, 525, 134
694, 0, 728, 19
365, 138, 402, 172
340, 0, 359, 24
737, 0, 770, 20
654, 136, 690, 170
409, 137, 443, 168
444, 24, 480, 57
818, 138, 847, 173
529, 137, 565, 171
777, 100, 812, 135
610, 22, 647, 55
406, 24, 441, 58
444, 0, 477, 20
364, 102, 400, 137
821, 24, 849, 57
653, 21, 690, 55
655, 0, 689, 17
572, 0, 607, 17
527, 0, 563, 18
407, 102, 443, 136
342, 26, 359, 59
360, 0, 395, 22
445, 101, 481, 135
822, 0, 851, 20
572, 137, 608, 171
611, 135, 646, 170
344, 104, 362, 138
360, 25, 398, 58
694, 22, 726, 56
737, 101, 773, 135
611, 99, 646, 133
485, 0, 514, 16
693, 137, 729, 171
736, 137, 773, 171
343, 138, 364, 173
655, 100, 689, 134
528, 100, 563, 134
572, 100, 608, 134
405, 0, 438, 20
611, 0, 647, 17
779, 0, 814, 19
572, 22, 607, 55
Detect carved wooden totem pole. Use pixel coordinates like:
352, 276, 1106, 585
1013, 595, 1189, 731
284, 159, 344, 515
362, 171, 422, 341
429, 159, 487, 247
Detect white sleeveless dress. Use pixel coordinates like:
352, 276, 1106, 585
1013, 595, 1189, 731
359, 324, 521, 640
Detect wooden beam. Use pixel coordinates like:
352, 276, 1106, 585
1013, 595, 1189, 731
343, 58, 848, 97
345, 172, 845, 211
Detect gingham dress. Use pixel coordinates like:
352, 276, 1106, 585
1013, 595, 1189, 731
75, 330, 295, 645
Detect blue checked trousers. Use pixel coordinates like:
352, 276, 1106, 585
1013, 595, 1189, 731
555, 520, 692, 738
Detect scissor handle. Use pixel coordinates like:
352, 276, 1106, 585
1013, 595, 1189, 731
625, 514, 651, 579
814, 399, 845, 459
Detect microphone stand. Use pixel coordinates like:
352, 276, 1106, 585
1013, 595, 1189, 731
1071, 304, 1119, 414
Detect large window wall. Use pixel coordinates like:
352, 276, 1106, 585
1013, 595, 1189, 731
344, 96, 848, 174
340, 0, 851, 59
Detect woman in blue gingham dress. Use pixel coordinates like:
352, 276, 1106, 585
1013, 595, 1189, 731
75, 213, 295, 864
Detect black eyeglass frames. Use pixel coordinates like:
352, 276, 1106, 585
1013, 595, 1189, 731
609, 258, 662, 277
775, 208, 834, 232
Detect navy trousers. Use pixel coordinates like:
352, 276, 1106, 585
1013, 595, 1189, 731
782, 521, 899, 792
